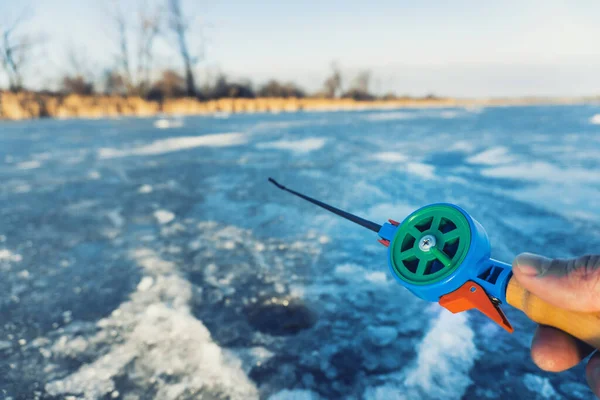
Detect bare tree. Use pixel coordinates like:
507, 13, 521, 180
67, 46, 90, 78
323, 61, 342, 98
104, 1, 162, 95
103, 1, 133, 92
116, 8, 133, 90
342, 70, 374, 101
148, 69, 186, 99
136, 1, 161, 94
353, 70, 371, 94
167, 0, 202, 97
102, 69, 128, 95
258, 80, 305, 98
0, 8, 40, 91
61, 75, 94, 95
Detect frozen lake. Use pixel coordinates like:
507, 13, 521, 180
1, 105, 600, 399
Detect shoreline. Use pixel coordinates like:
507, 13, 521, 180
0, 91, 597, 121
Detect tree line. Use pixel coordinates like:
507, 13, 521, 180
0, 1, 422, 101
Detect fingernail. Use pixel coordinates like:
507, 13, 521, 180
515, 253, 552, 277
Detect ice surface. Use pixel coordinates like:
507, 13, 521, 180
365, 203, 416, 223
15, 160, 41, 169
404, 311, 477, 400
523, 374, 559, 399
559, 382, 592, 399
363, 109, 466, 122
138, 184, 153, 193
589, 114, 600, 124
154, 117, 184, 129
449, 141, 476, 153
371, 152, 408, 163
256, 138, 326, 153
363, 383, 410, 400
98, 132, 247, 158
154, 209, 175, 224
87, 170, 101, 179
268, 389, 322, 400
364, 111, 415, 121
405, 162, 436, 180
367, 326, 398, 347
46, 248, 258, 400
0, 249, 22, 262
467, 146, 513, 165
2, 105, 598, 399
482, 161, 600, 183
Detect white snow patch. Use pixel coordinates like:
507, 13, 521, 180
439, 110, 460, 118
98, 132, 247, 158
589, 114, 600, 125
234, 346, 275, 374
467, 146, 513, 165
87, 171, 101, 180
334, 263, 363, 276
0, 249, 22, 262
256, 138, 326, 154
406, 163, 436, 180
318, 235, 330, 244
449, 141, 476, 153
213, 111, 231, 119
154, 118, 184, 129
16, 160, 41, 170
268, 389, 321, 400
154, 210, 175, 224
138, 184, 153, 194
464, 105, 484, 113
482, 162, 600, 183
222, 240, 236, 250
365, 271, 388, 283
137, 276, 154, 291
45, 248, 258, 400
364, 111, 415, 121
404, 310, 477, 400
371, 152, 408, 163
523, 374, 559, 399
13, 183, 31, 193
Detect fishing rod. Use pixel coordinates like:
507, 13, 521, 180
269, 177, 600, 349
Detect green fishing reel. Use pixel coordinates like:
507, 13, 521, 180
379, 203, 512, 307
269, 179, 514, 332
387, 205, 471, 286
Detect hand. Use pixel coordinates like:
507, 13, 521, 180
513, 253, 600, 397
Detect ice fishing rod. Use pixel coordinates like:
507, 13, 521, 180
269, 177, 600, 349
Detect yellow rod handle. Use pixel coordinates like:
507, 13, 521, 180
506, 276, 600, 349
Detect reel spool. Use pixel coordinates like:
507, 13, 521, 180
389, 205, 471, 286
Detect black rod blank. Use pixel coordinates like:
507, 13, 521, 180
268, 177, 382, 233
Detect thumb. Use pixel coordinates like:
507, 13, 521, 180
513, 253, 600, 313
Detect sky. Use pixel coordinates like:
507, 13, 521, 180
1, 0, 600, 97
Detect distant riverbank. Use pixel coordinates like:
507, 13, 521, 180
0, 91, 596, 121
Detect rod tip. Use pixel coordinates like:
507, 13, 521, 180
268, 177, 285, 190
